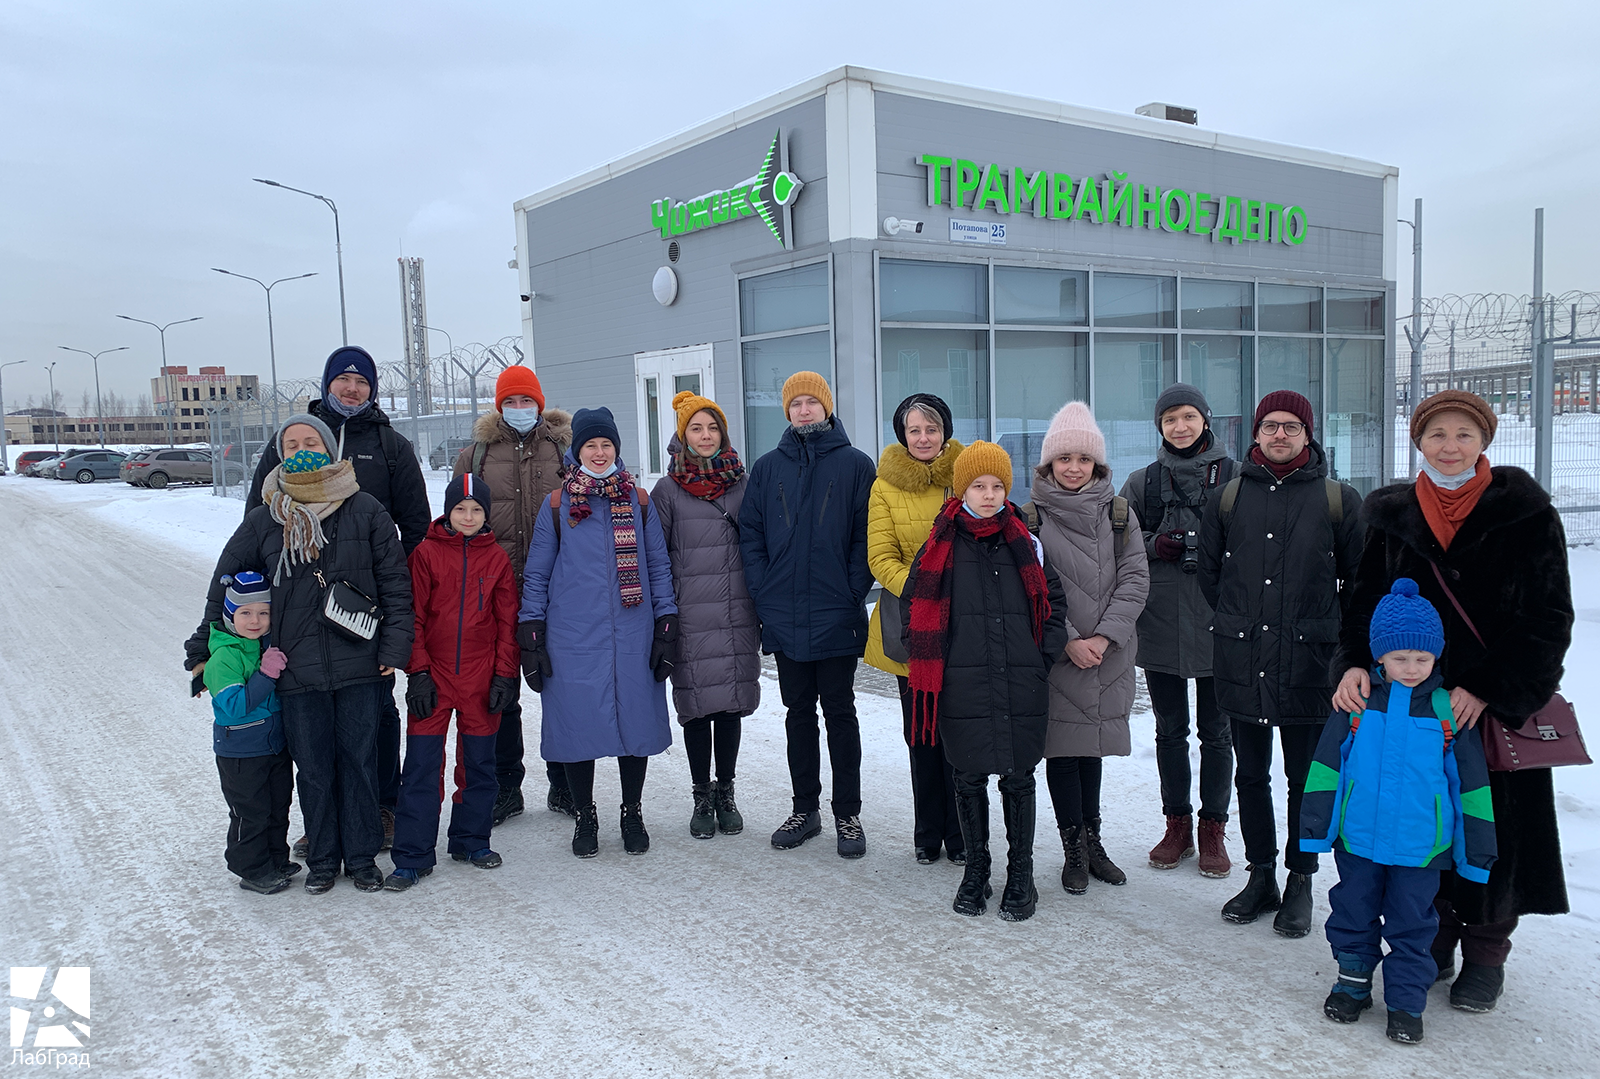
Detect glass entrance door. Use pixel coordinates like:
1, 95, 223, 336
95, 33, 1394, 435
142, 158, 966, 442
634, 344, 713, 487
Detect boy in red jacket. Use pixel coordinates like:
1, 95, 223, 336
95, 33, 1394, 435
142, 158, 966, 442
385, 474, 521, 889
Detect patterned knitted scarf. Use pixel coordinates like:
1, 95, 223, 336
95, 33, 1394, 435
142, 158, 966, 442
905, 498, 1050, 745
669, 444, 745, 500
565, 467, 643, 607
258, 456, 360, 585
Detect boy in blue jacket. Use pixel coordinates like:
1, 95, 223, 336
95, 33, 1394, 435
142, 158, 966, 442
1302, 578, 1496, 1045
203, 571, 295, 894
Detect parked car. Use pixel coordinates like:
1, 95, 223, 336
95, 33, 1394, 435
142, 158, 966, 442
54, 450, 128, 483
120, 450, 155, 484
16, 450, 61, 476
429, 436, 474, 471
25, 453, 69, 477
132, 448, 245, 488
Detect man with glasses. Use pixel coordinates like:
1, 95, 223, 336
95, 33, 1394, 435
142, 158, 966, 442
1197, 390, 1363, 939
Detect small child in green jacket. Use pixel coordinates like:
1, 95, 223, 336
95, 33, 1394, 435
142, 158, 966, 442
203, 571, 295, 894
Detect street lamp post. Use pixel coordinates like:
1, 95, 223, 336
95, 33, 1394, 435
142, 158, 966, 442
0, 360, 24, 470
422, 324, 452, 419
213, 269, 316, 435
253, 179, 348, 346
45, 361, 59, 451
57, 346, 128, 448
116, 314, 203, 446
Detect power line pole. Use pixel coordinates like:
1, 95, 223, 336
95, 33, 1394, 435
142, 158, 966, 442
1532, 208, 1552, 490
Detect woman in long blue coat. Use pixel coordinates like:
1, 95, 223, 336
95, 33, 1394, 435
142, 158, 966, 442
519, 407, 678, 858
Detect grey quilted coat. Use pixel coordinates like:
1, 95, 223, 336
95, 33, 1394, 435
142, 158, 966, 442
650, 446, 762, 723
1032, 476, 1150, 758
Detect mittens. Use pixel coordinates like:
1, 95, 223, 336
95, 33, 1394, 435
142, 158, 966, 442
649, 615, 678, 683
405, 670, 438, 717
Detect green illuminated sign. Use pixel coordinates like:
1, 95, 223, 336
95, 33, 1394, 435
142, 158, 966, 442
917, 153, 1308, 245
651, 130, 803, 247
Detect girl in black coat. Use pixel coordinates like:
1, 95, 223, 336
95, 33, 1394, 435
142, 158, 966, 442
1332, 390, 1573, 1014
902, 442, 1070, 922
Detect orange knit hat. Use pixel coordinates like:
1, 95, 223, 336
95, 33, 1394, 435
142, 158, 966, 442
953, 440, 1014, 496
672, 390, 730, 448
781, 371, 834, 418
494, 365, 545, 412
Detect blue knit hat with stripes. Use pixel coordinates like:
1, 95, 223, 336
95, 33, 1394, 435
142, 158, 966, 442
221, 571, 271, 633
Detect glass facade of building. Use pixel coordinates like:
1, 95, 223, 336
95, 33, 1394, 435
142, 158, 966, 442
737, 256, 1385, 495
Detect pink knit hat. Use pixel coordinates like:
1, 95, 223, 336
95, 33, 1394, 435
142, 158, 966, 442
1039, 401, 1106, 465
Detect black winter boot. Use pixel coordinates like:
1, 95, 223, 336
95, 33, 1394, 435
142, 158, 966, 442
620, 802, 650, 855
1059, 825, 1089, 895
951, 787, 992, 917
1323, 957, 1374, 1023
714, 779, 744, 835
1273, 871, 1314, 938
998, 785, 1038, 922
572, 802, 600, 858
690, 784, 716, 839
1385, 1010, 1424, 1044
1450, 962, 1505, 1012
1083, 817, 1126, 886
1221, 862, 1281, 924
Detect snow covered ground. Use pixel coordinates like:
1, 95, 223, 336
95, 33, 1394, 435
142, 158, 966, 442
1, 475, 1596, 1078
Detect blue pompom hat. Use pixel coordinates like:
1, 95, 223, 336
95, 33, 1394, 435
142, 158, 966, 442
222, 570, 271, 633
1369, 578, 1445, 660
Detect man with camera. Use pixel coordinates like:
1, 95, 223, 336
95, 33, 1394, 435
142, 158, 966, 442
1197, 390, 1363, 938
1121, 384, 1237, 880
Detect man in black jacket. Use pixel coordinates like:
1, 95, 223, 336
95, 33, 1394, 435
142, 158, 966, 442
1198, 390, 1363, 938
242, 346, 429, 843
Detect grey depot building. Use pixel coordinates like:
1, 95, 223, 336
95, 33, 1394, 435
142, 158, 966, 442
512, 66, 1398, 497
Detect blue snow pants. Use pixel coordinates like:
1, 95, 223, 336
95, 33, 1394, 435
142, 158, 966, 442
1326, 847, 1441, 1014
390, 702, 500, 870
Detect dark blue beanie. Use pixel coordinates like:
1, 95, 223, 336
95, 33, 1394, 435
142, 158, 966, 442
570, 407, 622, 456
1369, 578, 1444, 660
443, 472, 491, 521
322, 346, 379, 399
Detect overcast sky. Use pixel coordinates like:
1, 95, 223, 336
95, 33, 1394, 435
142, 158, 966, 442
3, 0, 1595, 409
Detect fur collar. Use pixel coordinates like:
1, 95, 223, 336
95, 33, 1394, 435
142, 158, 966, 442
1363, 465, 1551, 554
876, 439, 964, 493
472, 406, 572, 449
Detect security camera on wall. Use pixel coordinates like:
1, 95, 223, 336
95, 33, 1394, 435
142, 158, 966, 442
883, 217, 924, 236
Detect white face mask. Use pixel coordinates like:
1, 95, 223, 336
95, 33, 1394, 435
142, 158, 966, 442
503, 405, 540, 433
579, 461, 619, 479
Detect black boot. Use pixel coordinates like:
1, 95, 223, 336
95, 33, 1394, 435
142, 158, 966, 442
998, 785, 1038, 922
1221, 862, 1281, 924
1059, 825, 1089, 895
571, 802, 599, 858
620, 802, 650, 855
1083, 816, 1126, 886
1450, 962, 1505, 1012
1273, 871, 1313, 938
690, 783, 716, 839
1385, 1009, 1424, 1044
951, 786, 993, 917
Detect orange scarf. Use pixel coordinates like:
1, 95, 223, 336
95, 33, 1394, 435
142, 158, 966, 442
1415, 456, 1491, 550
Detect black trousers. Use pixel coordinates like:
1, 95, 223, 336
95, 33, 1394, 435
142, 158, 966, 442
1045, 756, 1102, 830
494, 690, 567, 794
216, 750, 293, 882
897, 677, 961, 856
1145, 671, 1233, 822
281, 682, 383, 873
775, 653, 862, 817
1232, 719, 1320, 875
563, 757, 648, 807
1434, 895, 1518, 967
683, 711, 742, 785
377, 673, 401, 811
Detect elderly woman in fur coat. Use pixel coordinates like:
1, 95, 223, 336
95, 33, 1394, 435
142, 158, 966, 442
1332, 389, 1573, 1015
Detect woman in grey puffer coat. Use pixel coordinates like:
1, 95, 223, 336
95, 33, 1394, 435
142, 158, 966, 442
650, 392, 760, 839
1029, 403, 1149, 897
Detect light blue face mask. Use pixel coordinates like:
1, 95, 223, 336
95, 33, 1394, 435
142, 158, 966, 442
503, 405, 540, 434
579, 461, 620, 479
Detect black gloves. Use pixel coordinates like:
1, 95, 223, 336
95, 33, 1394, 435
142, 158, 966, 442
487, 675, 519, 715
405, 670, 437, 717
518, 620, 552, 692
649, 615, 678, 683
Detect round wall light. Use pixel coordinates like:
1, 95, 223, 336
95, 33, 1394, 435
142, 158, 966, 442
652, 266, 679, 306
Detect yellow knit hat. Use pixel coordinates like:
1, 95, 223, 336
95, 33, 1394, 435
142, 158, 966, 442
671, 390, 729, 448
780, 371, 834, 419
953, 440, 1013, 497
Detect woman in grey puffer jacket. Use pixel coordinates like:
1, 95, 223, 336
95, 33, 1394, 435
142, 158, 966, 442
1029, 403, 1149, 897
650, 392, 761, 839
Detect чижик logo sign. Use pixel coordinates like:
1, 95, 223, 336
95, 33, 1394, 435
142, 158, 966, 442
9, 966, 89, 1050
650, 129, 803, 248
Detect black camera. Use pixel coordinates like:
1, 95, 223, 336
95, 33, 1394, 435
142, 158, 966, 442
1180, 530, 1199, 575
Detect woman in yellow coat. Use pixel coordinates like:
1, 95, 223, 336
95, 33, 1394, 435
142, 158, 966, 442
865, 393, 965, 864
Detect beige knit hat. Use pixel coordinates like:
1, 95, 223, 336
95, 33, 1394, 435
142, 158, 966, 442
1039, 402, 1106, 465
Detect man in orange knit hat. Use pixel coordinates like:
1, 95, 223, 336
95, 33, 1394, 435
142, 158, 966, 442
452, 365, 572, 825
740, 371, 877, 858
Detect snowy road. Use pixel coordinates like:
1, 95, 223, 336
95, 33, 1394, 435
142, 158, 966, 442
1, 475, 1597, 1078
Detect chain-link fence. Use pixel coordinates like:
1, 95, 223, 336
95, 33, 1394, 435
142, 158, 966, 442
1398, 339, 1600, 544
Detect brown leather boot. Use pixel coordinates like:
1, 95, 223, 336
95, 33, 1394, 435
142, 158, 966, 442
1148, 814, 1195, 869
1197, 817, 1232, 878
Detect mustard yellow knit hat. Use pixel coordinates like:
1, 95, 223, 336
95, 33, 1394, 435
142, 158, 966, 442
953, 440, 1014, 497
780, 371, 834, 419
671, 390, 729, 448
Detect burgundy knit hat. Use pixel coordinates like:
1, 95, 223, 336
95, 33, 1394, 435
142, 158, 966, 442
1254, 390, 1314, 436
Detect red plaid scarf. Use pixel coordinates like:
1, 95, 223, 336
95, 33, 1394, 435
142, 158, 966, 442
668, 444, 745, 500
906, 498, 1050, 745
565, 467, 643, 607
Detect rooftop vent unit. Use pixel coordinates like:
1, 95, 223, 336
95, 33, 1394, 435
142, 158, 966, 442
1136, 102, 1198, 125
